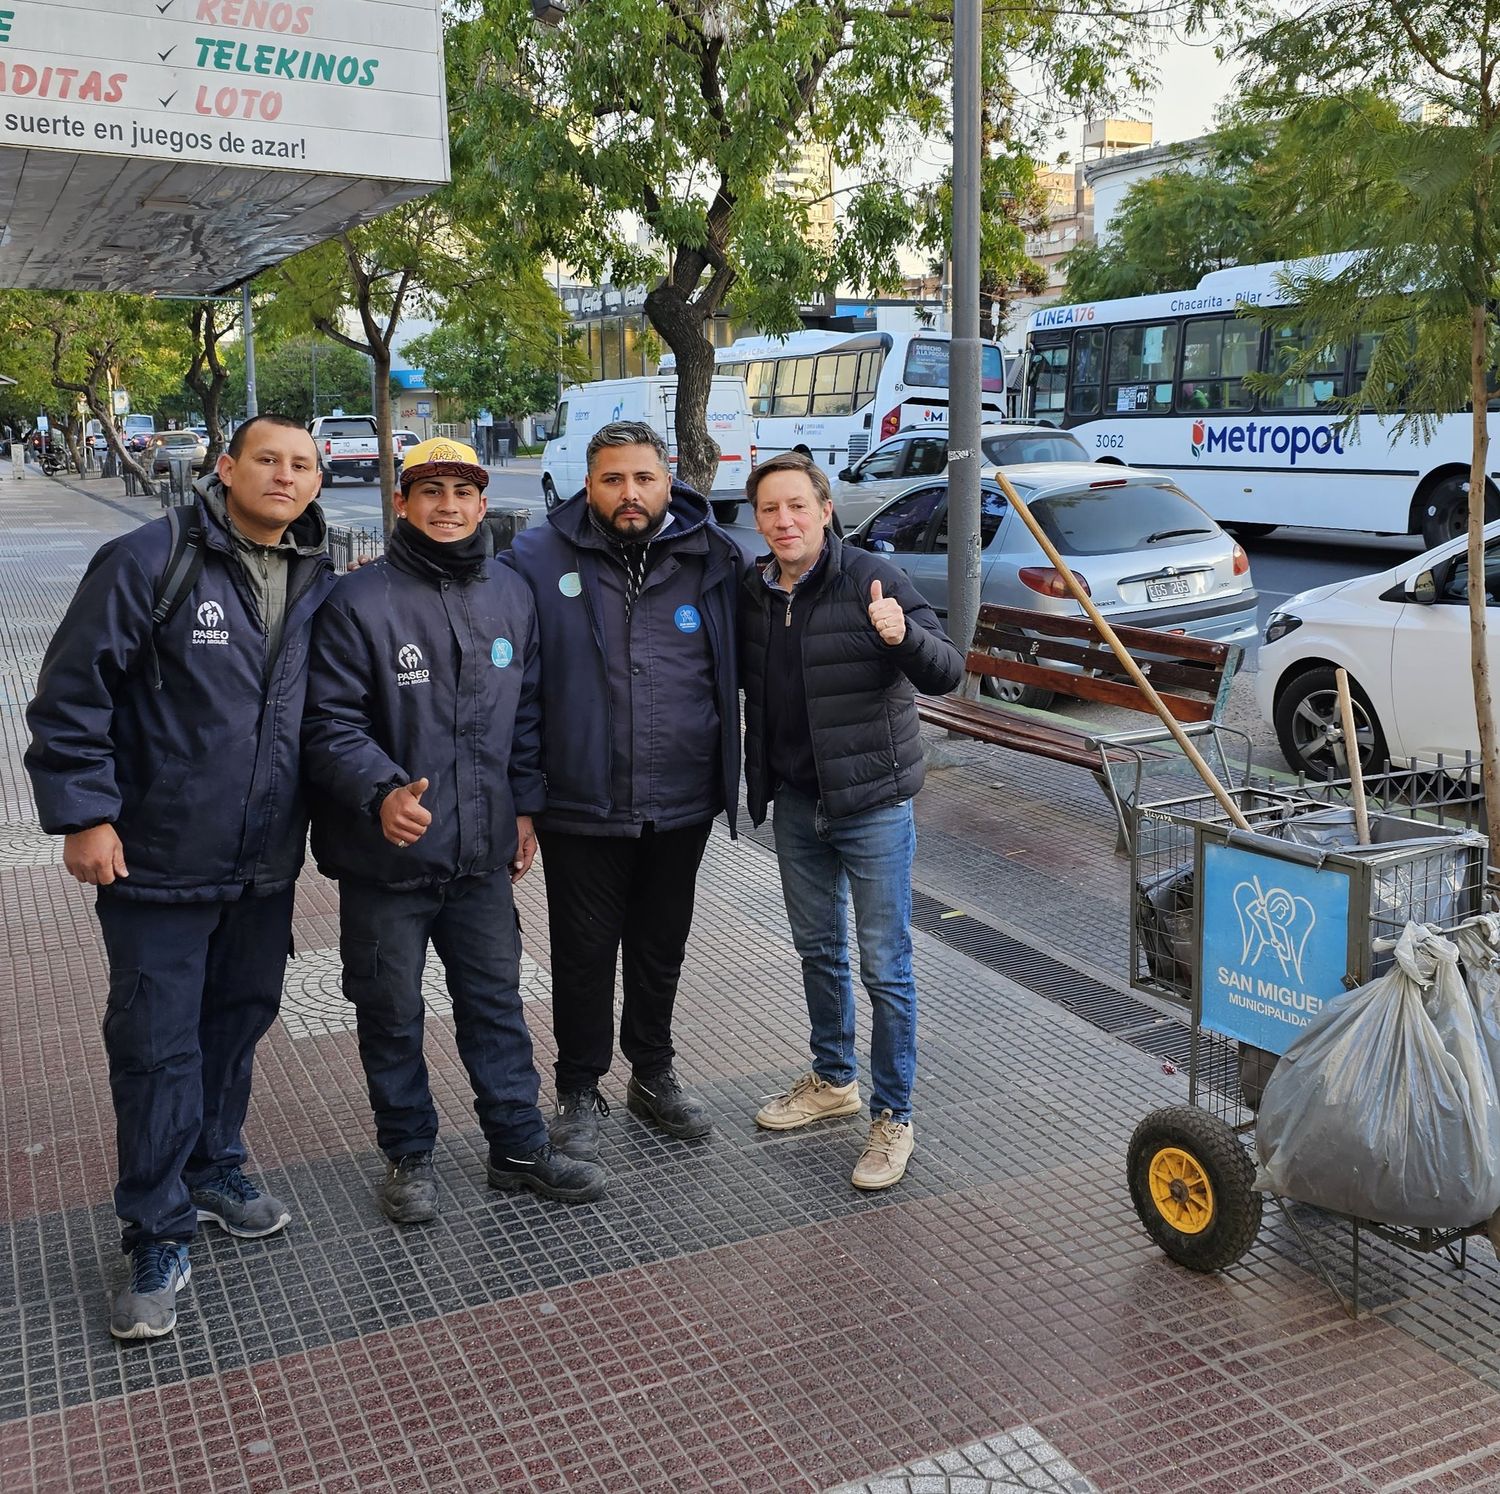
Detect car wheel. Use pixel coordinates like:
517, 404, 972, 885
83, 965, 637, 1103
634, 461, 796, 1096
542, 476, 560, 511
1420, 474, 1497, 549
979, 662, 1055, 711
711, 500, 740, 526
362, 474, 376, 484
1226, 523, 1276, 541
1273, 665, 1389, 780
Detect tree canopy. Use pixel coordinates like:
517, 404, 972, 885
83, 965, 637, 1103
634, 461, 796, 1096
449, 0, 1209, 488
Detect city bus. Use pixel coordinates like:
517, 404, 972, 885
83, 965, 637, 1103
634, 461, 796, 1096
663, 326, 1007, 478
1021, 256, 1499, 546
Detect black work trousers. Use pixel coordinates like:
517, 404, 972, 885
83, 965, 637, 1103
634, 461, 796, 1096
338, 871, 549, 1161
94, 886, 295, 1253
537, 821, 712, 1094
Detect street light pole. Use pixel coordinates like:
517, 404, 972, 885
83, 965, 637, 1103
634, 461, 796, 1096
242, 282, 259, 419
947, 0, 983, 657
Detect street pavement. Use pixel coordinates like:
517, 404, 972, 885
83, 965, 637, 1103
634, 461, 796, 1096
5, 466, 1500, 1493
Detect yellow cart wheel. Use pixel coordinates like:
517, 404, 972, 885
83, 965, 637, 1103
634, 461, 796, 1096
1128, 1106, 1261, 1272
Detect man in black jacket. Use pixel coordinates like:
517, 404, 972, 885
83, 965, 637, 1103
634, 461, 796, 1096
502, 421, 741, 1167
303, 440, 605, 1221
740, 452, 963, 1190
25, 413, 335, 1340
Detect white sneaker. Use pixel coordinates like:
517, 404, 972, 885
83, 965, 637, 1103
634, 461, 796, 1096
754, 1072, 862, 1131
851, 1109, 914, 1190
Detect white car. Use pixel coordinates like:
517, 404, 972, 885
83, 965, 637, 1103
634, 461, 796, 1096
1256, 520, 1500, 776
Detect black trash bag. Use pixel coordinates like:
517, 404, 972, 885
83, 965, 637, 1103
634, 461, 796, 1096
1254, 924, 1500, 1229
1135, 862, 1195, 992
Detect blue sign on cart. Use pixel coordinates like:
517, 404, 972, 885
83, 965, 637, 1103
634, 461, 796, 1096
1198, 840, 1353, 1055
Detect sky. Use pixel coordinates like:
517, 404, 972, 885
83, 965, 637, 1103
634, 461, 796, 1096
1134, 32, 1245, 146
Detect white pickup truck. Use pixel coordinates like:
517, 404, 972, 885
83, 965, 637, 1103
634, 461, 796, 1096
309, 415, 379, 484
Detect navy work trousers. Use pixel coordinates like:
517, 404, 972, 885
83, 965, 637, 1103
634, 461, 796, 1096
538, 820, 712, 1094
94, 887, 295, 1253
338, 871, 549, 1161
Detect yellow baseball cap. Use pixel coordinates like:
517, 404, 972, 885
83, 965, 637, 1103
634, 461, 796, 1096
398, 437, 488, 491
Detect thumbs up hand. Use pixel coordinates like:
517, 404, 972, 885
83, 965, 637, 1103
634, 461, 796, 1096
380, 776, 433, 847
867, 578, 906, 646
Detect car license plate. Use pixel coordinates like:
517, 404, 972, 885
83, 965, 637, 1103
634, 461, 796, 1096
1146, 575, 1191, 602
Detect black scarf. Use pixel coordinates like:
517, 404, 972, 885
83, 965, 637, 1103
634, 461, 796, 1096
588, 506, 668, 620
387, 517, 490, 583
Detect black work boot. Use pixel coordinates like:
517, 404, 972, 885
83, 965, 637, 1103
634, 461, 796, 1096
380, 1151, 437, 1225
486, 1142, 607, 1203
626, 1066, 712, 1139
549, 1087, 609, 1163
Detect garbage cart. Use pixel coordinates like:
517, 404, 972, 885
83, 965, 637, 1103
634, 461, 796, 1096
1124, 762, 1490, 1306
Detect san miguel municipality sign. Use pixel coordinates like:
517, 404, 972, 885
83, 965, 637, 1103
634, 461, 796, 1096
0, 0, 447, 181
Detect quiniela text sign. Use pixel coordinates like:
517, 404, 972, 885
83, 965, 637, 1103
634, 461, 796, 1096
0, 0, 447, 182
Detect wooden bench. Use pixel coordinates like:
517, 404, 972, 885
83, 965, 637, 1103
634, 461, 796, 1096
917, 603, 1247, 847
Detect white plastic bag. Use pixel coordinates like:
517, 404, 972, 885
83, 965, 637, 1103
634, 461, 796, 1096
1451, 915, 1500, 1084
1254, 923, 1500, 1229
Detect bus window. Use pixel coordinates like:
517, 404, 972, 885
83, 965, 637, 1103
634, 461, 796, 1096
982, 345, 1005, 393
855, 350, 882, 409
746, 361, 775, 416
1028, 340, 1069, 419
812, 353, 859, 416
773, 356, 814, 416
720, 362, 747, 381
1177, 317, 1258, 412
1106, 322, 1178, 413
1262, 325, 1347, 409
904, 340, 950, 387
1069, 329, 1105, 416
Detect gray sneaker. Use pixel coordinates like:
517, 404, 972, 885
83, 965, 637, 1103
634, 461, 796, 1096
110, 1241, 191, 1341
380, 1151, 438, 1224
191, 1167, 292, 1238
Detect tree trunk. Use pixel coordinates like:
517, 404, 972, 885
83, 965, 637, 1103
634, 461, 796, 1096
1466, 303, 1500, 889
185, 302, 233, 469
644, 280, 720, 496
373, 349, 396, 536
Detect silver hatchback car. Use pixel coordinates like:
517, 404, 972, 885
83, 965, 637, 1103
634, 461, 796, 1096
847, 463, 1259, 702
832, 423, 1090, 528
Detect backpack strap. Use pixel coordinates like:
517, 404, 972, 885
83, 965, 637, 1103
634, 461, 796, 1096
147, 504, 207, 691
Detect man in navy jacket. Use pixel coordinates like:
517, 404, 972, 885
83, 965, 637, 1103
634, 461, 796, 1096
25, 414, 335, 1340
502, 421, 741, 1167
303, 439, 605, 1220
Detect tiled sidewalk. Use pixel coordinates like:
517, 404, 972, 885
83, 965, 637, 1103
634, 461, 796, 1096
6, 473, 1500, 1493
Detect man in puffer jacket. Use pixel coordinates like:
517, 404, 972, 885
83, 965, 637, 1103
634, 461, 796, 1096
501, 421, 741, 1169
25, 414, 335, 1340
303, 440, 605, 1220
740, 452, 963, 1190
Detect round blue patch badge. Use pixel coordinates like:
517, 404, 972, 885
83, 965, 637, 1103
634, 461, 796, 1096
674, 604, 702, 633
491, 637, 514, 668
558, 571, 583, 598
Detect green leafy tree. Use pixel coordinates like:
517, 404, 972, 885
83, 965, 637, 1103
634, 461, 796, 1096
1237, 0, 1500, 862
220, 335, 380, 428
451, 0, 1199, 491
399, 321, 584, 421
1061, 105, 1403, 303
0, 291, 188, 482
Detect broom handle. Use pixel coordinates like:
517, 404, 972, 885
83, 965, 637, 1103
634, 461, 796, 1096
1334, 667, 1372, 844
992, 471, 1254, 833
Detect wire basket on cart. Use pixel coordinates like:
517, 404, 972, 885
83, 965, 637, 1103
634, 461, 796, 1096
1123, 759, 1491, 1304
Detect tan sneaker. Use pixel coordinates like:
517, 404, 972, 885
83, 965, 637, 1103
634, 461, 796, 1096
755, 1072, 862, 1131
851, 1109, 914, 1190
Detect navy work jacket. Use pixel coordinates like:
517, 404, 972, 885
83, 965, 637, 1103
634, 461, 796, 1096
501, 482, 741, 836
301, 550, 545, 891
24, 494, 334, 901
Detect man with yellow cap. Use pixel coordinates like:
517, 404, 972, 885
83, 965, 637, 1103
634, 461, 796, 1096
302, 439, 606, 1221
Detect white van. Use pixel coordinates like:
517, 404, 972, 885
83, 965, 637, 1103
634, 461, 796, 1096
541, 375, 755, 525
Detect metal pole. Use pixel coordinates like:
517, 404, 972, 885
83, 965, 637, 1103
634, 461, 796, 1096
242, 283, 258, 418
311, 338, 319, 420
947, 0, 983, 658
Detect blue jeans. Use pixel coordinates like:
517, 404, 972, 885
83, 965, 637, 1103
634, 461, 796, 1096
771, 788, 917, 1123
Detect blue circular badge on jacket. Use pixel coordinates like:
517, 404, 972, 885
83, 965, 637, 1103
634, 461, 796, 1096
674, 604, 702, 633
491, 637, 514, 668
558, 571, 583, 597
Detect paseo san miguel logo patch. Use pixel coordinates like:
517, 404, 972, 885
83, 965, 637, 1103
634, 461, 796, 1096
191, 599, 229, 646
396, 642, 429, 687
